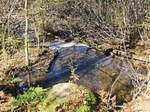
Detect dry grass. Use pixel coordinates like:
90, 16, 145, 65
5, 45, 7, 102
0, 91, 15, 112
0, 47, 41, 72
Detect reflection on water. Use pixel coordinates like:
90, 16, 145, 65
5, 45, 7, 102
45, 42, 132, 91
17, 42, 134, 93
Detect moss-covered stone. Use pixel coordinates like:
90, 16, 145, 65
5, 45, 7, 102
38, 83, 98, 112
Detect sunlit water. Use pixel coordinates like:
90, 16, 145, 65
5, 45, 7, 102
17, 42, 134, 92
43, 42, 133, 90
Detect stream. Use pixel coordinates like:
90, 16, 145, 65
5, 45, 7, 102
44, 42, 134, 93
16, 42, 135, 101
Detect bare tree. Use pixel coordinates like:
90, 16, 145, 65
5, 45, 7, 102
25, 0, 31, 87
25, 0, 29, 66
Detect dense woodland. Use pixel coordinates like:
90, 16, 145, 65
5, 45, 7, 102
0, 0, 150, 112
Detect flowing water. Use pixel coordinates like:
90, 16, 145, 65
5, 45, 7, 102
16, 42, 135, 102
43, 42, 134, 93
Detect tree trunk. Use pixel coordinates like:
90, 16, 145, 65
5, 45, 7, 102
34, 25, 40, 50
25, 0, 29, 66
25, 0, 30, 87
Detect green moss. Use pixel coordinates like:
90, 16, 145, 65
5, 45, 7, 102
86, 90, 97, 106
39, 98, 62, 112
2, 49, 11, 55
74, 90, 98, 112
11, 78, 23, 83
76, 105, 91, 112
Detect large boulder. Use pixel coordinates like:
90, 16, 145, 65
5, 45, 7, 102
38, 83, 97, 112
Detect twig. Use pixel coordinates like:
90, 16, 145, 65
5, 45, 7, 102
108, 73, 121, 105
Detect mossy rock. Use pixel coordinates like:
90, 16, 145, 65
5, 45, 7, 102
38, 83, 97, 112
